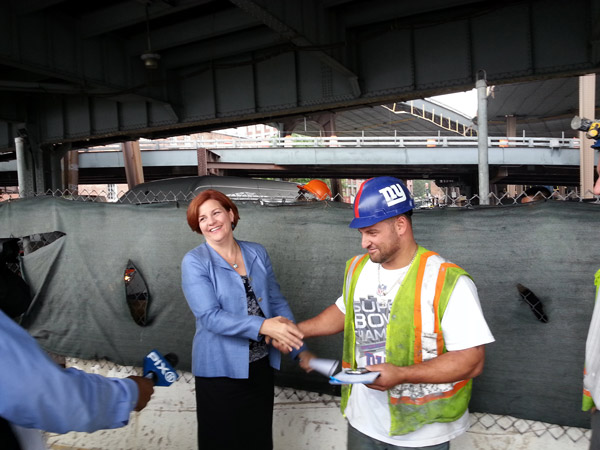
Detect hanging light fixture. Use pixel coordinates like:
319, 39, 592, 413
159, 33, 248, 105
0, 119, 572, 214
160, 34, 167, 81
140, 2, 161, 69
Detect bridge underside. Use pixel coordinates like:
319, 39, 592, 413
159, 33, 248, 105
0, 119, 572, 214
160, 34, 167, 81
1, 0, 598, 192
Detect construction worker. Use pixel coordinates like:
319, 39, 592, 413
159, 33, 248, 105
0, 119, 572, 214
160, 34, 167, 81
297, 179, 332, 201
297, 176, 494, 449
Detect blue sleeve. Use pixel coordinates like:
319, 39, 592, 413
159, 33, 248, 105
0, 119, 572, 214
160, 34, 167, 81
0, 311, 138, 433
181, 251, 264, 340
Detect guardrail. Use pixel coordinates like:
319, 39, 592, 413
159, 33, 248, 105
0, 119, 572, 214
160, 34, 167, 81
83, 136, 581, 152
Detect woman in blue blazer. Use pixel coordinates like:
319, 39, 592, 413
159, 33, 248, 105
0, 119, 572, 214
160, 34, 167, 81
182, 189, 305, 449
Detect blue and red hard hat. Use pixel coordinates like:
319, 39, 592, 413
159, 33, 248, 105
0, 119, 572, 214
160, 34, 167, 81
349, 177, 415, 229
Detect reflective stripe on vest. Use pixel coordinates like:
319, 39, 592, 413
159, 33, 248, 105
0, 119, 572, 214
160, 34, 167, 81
341, 254, 368, 371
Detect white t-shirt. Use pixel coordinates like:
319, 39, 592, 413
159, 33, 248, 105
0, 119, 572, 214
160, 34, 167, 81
335, 258, 495, 447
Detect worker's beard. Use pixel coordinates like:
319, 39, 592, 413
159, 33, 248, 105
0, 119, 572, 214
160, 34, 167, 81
368, 240, 402, 265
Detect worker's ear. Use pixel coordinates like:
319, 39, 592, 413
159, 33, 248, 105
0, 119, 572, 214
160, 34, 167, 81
393, 215, 409, 235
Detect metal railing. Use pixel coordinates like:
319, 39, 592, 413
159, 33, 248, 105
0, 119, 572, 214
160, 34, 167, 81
83, 135, 581, 151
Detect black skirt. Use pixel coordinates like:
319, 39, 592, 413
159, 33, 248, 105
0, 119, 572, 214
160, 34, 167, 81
195, 357, 274, 450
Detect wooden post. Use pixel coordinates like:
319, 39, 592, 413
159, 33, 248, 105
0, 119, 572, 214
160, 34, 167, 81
197, 147, 208, 175
62, 150, 79, 194
579, 74, 596, 198
122, 141, 145, 189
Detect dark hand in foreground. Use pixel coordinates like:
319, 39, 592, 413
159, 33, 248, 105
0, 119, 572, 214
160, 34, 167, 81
260, 316, 304, 352
128, 376, 155, 411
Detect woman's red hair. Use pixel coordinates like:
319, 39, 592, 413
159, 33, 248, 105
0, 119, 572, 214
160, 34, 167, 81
186, 189, 240, 234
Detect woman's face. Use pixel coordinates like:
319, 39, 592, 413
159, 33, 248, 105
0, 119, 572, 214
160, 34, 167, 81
197, 198, 235, 244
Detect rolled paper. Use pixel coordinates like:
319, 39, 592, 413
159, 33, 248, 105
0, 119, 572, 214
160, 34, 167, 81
308, 358, 340, 377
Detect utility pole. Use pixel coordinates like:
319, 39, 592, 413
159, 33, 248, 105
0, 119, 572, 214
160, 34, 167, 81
476, 70, 490, 205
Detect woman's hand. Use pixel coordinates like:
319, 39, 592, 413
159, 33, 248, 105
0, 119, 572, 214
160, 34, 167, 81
260, 316, 304, 352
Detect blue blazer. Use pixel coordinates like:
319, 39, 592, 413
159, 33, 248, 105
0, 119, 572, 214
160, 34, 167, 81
181, 240, 300, 378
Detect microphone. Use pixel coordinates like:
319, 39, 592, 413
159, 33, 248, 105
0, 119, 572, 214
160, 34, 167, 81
143, 349, 179, 386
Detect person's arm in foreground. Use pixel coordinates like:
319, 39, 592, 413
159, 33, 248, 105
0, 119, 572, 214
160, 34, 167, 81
0, 310, 154, 434
366, 345, 485, 391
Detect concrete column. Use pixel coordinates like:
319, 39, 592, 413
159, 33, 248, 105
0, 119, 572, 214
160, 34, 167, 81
476, 73, 490, 205
122, 141, 145, 189
505, 115, 520, 198
15, 137, 33, 197
579, 74, 596, 198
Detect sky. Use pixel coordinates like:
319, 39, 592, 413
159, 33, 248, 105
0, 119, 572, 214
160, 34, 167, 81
429, 89, 478, 118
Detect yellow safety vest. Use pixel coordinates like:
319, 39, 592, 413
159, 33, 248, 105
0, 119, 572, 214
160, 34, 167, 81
340, 245, 473, 435
582, 268, 600, 411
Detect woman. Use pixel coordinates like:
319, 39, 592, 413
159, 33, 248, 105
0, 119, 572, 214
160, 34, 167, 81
181, 189, 305, 450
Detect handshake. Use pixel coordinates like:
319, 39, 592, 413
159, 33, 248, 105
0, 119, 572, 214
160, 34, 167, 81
259, 316, 315, 372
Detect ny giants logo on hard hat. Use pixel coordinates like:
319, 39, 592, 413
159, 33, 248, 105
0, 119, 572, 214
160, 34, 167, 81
378, 184, 407, 207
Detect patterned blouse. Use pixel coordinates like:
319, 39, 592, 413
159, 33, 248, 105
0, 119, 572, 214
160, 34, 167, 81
241, 275, 269, 362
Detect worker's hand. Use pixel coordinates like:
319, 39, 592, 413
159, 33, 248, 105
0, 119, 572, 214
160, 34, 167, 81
297, 350, 316, 373
364, 363, 401, 391
266, 336, 292, 354
259, 317, 304, 352
128, 376, 155, 411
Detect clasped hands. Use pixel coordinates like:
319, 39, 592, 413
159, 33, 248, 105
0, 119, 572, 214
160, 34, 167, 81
260, 316, 304, 353
259, 317, 316, 373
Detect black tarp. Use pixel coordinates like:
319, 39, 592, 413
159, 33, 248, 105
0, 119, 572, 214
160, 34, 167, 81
1, 196, 598, 428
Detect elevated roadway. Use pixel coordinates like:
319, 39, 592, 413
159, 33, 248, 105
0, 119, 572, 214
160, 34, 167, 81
0, 136, 586, 187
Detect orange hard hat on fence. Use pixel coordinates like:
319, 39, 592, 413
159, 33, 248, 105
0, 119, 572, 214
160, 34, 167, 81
297, 180, 332, 200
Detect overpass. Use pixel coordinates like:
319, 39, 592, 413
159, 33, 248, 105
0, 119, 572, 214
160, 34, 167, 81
0, 135, 585, 188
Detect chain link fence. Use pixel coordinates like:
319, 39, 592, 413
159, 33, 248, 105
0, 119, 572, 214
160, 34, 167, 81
1, 186, 600, 206
3, 188, 597, 445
